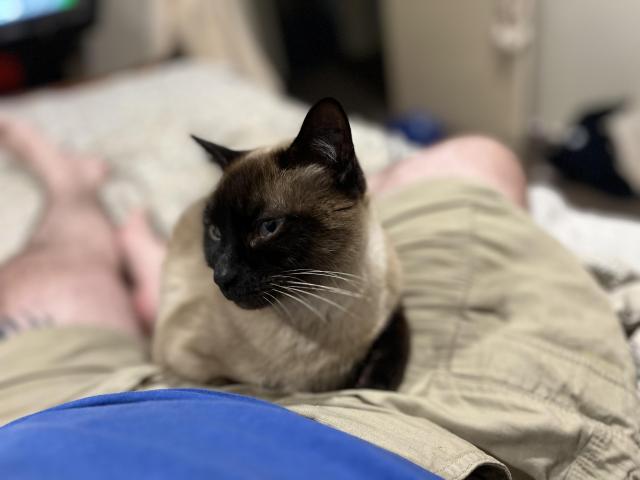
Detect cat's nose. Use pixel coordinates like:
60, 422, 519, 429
214, 264, 238, 290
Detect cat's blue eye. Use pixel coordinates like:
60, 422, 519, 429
258, 218, 284, 240
208, 225, 222, 242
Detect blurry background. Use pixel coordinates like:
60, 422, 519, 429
1, 0, 640, 213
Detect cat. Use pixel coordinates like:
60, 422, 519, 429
152, 98, 409, 392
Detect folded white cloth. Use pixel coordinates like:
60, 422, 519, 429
530, 184, 640, 273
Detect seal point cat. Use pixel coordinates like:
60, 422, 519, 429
153, 98, 409, 392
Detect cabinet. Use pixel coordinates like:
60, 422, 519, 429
381, 0, 640, 148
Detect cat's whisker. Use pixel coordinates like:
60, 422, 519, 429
302, 273, 365, 295
280, 285, 356, 319
286, 267, 363, 277
290, 274, 365, 290
261, 294, 274, 308
281, 277, 372, 304
284, 268, 364, 281
273, 297, 295, 324
264, 291, 295, 324
274, 272, 353, 286
283, 280, 363, 299
278, 270, 364, 288
284, 276, 366, 299
272, 273, 362, 297
271, 287, 326, 323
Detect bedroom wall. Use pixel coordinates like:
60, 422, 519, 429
535, 0, 640, 131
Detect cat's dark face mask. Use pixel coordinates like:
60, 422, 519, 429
195, 98, 367, 310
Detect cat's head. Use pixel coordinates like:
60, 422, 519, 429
195, 98, 368, 309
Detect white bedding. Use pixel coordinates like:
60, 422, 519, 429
1, 60, 638, 392
530, 185, 640, 274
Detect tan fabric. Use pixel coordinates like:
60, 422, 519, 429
1, 180, 639, 479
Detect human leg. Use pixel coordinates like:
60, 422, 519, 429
0, 119, 140, 337
369, 135, 527, 208
117, 209, 167, 331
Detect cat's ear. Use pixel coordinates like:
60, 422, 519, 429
286, 98, 366, 198
191, 135, 245, 169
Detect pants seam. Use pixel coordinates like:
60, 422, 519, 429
447, 201, 476, 371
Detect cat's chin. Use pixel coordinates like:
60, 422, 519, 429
233, 297, 270, 310
219, 289, 270, 310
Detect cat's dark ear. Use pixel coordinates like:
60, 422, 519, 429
191, 135, 245, 169
285, 98, 366, 198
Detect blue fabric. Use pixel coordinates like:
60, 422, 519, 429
0, 389, 438, 480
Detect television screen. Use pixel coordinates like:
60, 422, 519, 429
0, 0, 93, 46
0, 0, 80, 27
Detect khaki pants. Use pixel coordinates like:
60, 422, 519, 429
1, 180, 639, 479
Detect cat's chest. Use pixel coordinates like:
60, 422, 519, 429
213, 288, 381, 390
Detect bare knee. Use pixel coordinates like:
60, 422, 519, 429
430, 135, 527, 207
370, 135, 527, 207
443, 135, 524, 180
